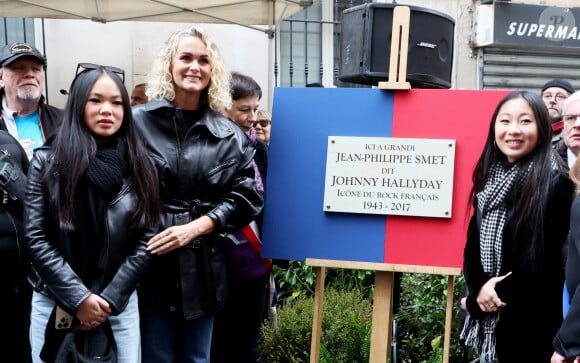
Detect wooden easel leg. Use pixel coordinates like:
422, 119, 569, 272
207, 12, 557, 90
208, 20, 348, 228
369, 271, 394, 363
310, 266, 326, 363
443, 275, 455, 363
378, 6, 411, 90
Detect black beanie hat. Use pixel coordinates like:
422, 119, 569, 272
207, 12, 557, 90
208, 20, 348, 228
542, 79, 575, 94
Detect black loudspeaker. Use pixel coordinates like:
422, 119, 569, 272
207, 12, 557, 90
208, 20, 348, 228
339, 3, 455, 89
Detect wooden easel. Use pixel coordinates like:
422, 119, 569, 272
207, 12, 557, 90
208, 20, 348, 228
378, 6, 412, 91
306, 258, 461, 363
306, 6, 460, 362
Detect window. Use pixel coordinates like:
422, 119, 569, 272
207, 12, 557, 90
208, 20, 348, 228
0, 18, 36, 46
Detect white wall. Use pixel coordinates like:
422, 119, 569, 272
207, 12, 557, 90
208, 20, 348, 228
37, 19, 271, 109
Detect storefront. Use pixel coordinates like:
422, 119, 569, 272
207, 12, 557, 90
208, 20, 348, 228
473, 1, 580, 91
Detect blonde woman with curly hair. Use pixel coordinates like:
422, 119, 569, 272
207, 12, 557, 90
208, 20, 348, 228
133, 26, 264, 363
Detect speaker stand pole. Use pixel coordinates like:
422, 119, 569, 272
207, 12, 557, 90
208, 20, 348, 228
378, 6, 411, 90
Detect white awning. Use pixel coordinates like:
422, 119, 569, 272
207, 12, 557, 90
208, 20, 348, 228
0, 0, 316, 33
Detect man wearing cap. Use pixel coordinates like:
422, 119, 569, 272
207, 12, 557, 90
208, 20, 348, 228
541, 79, 576, 144
0, 42, 62, 362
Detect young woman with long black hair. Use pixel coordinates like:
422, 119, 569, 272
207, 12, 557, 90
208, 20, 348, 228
461, 91, 574, 362
26, 64, 160, 362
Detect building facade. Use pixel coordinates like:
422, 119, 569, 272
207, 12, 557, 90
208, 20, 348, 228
2, 0, 580, 108
281, 0, 580, 92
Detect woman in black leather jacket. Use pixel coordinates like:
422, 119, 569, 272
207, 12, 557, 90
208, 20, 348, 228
25, 65, 160, 362
132, 26, 263, 363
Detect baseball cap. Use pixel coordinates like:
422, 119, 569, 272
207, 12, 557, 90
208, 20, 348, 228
0, 42, 46, 69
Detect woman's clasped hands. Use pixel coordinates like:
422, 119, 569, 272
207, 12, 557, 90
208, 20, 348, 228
76, 293, 112, 331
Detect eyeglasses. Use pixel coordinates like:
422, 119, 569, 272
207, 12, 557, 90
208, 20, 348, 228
542, 93, 568, 102
252, 120, 271, 128
563, 114, 580, 123
75, 62, 125, 83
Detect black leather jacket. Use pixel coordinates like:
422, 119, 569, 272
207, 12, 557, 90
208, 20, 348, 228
0, 90, 62, 298
133, 99, 263, 320
25, 148, 157, 315
0, 130, 30, 297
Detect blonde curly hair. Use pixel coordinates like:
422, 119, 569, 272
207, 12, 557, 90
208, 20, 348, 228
146, 25, 231, 111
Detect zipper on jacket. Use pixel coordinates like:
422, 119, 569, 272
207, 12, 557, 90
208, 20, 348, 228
99, 214, 110, 292
5, 209, 20, 264
207, 158, 238, 177
171, 113, 181, 173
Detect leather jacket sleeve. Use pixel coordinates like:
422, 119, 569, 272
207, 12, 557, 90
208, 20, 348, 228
99, 194, 156, 314
205, 141, 264, 233
24, 150, 91, 314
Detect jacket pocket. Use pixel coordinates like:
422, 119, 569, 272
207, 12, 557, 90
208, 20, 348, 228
207, 158, 238, 178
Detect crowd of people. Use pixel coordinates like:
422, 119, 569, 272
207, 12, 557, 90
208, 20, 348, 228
1, 26, 274, 363
3, 24, 580, 363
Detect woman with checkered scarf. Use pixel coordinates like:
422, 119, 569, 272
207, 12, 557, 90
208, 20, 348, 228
460, 91, 574, 363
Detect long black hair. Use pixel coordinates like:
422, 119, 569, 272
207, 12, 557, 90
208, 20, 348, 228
469, 91, 565, 271
47, 67, 160, 229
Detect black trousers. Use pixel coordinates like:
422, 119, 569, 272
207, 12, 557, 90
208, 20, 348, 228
0, 287, 32, 363
211, 271, 269, 363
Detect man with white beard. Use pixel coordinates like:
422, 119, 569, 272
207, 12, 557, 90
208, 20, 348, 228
0, 42, 62, 158
0, 42, 61, 362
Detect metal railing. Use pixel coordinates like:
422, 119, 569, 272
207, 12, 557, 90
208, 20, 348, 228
277, 0, 370, 87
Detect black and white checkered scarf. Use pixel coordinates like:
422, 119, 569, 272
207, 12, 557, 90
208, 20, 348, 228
461, 160, 528, 361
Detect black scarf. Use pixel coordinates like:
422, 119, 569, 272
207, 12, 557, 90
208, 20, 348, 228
86, 142, 127, 201
71, 139, 127, 289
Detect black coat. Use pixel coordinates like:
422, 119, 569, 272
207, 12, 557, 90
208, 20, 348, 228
554, 139, 570, 169
463, 171, 574, 362
0, 130, 30, 296
0, 91, 62, 298
133, 99, 263, 320
24, 148, 156, 315
553, 195, 580, 358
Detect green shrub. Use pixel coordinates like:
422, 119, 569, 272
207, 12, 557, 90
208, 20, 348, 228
273, 261, 317, 305
259, 288, 373, 363
394, 274, 472, 363
273, 261, 375, 306
271, 262, 473, 363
